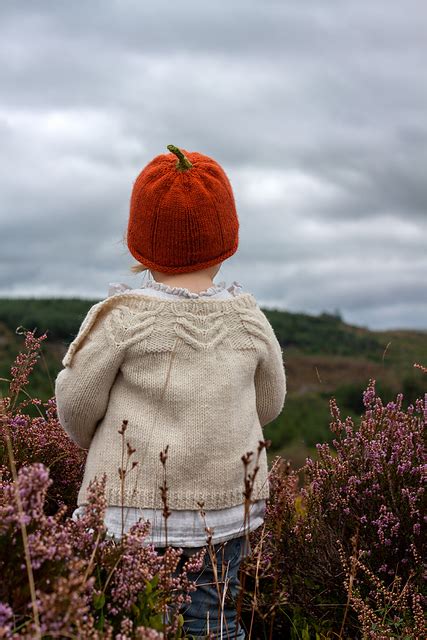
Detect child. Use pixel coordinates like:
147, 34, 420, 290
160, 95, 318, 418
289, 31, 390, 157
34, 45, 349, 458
55, 144, 287, 639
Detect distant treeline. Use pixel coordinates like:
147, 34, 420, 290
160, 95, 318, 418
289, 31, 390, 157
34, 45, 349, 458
0, 297, 385, 358
0, 298, 99, 343
265, 307, 384, 360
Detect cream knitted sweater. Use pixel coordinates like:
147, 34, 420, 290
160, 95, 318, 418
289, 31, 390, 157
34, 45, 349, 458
55, 290, 287, 511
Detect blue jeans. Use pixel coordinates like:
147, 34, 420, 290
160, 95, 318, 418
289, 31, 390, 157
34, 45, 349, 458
156, 534, 250, 639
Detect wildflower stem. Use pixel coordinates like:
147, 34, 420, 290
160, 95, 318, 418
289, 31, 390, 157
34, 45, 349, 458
82, 529, 102, 586
339, 527, 359, 639
117, 419, 129, 539
159, 445, 170, 548
4, 427, 42, 639
0, 379, 45, 418
101, 552, 124, 596
39, 343, 54, 396
248, 523, 267, 639
121, 434, 125, 538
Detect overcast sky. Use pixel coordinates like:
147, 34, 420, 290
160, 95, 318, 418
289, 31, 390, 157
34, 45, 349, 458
1, 1, 426, 331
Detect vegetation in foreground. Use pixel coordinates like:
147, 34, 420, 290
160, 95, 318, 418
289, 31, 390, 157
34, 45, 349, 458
0, 327, 425, 638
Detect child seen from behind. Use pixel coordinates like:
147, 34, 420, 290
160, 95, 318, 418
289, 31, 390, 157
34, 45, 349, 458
55, 144, 287, 639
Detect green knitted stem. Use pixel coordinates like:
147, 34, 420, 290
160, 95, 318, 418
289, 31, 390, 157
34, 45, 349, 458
167, 144, 193, 171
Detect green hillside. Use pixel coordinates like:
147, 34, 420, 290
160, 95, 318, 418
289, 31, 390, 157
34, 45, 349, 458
1, 297, 426, 467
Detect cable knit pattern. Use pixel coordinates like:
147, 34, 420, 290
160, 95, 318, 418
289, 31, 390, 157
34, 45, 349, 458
55, 292, 287, 510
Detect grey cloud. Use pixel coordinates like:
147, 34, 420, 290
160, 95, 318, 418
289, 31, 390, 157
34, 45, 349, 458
0, 1, 426, 330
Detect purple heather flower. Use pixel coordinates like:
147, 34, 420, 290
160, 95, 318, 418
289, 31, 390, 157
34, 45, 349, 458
0, 602, 13, 627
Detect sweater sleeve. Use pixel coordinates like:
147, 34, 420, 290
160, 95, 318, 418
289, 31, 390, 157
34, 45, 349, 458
253, 311, 287, 428
54, 302, 127, 450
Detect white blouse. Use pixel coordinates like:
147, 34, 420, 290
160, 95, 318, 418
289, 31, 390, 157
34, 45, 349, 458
72, 274, 266, 546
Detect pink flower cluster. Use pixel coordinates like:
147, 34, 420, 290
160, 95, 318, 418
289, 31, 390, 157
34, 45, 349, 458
0, 399, 87, 518
303, 378, 425, 579
241, 377, 426, 638
0, 463, 204, 638
1, 328, 87, 517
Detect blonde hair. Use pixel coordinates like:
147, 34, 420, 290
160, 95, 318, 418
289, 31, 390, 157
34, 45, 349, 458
130, 262, 149, 274
120, 228, 149, 274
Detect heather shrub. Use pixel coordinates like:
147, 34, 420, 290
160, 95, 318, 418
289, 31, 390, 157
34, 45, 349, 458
1, 326, 426, 638
240, 377, 426, 639
0, 328, 86, 516
0, 461, 205, 638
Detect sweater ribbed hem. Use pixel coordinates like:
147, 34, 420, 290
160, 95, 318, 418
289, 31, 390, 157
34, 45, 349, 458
77, 482, 270, 511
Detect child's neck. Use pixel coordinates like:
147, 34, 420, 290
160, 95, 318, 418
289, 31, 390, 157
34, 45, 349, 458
153, 273, 214, 293
150, 270, 220, 295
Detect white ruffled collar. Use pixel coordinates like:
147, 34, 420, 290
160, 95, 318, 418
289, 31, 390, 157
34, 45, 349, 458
108, 279, 244, 299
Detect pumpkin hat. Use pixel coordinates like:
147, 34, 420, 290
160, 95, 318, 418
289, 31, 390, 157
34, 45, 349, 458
127, 144, 239, 274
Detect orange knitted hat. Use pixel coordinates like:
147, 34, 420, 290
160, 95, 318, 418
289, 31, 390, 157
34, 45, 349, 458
127, 144, 239, 274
